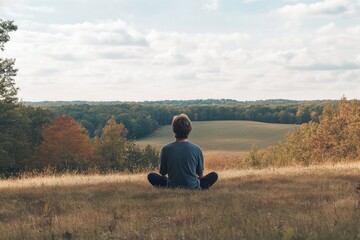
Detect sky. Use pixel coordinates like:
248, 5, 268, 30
1, 0, 360, 101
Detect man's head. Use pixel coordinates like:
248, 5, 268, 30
172, 114, 192, 139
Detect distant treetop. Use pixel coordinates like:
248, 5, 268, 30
24, 99, 337, 107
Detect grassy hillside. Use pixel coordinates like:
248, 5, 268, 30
1, 163, 359, 239
136, 120, 296, 151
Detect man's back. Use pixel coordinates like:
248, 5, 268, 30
160, 141, 204, 188
147, 114, 217, 189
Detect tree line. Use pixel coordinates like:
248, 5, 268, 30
50, 102, 327, 140
1, 95, 331, 176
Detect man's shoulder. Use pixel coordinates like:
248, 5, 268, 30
162, 142, 201, 151
161, 141, 202, 151
162, 141, 176, 149
187, 142, 202, 151
161, 142, 176, 152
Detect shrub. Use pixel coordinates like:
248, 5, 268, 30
245, 98, 360, 167
94, 116, 159, 172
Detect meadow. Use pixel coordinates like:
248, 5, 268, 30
1, 117, 359, 240
0, 163, 359, 239
136, 120, 296, 151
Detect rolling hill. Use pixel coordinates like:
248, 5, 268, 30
136, 120, 297, 152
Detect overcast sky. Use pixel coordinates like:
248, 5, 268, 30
1, 0, 360, 101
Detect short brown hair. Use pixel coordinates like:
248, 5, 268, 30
172, 114, 192, 139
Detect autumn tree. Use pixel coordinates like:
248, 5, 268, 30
38, 115, 94, 170
93, 116, 128, 170
141, 144, 159, 169
94, 116, 159, 171
284, 121, 318, 165
310, 98, 360, 161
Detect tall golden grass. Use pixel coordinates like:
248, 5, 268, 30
0, 162, 359, 239
204, 151, 248, 170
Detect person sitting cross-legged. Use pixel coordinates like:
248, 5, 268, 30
147, 113, 218, 190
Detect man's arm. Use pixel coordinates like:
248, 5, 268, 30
159, 148, 168, 176
196, 150, 204, 178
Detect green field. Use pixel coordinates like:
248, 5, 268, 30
136, 121, 296, 151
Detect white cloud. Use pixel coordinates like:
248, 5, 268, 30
3, 1, 360, 101
243, 0, 258, 4
8, 16, 359, 101
203, 0, 220, 11
2, 3, 55, 19
153, 49, 190, 65
278, 0, 360, 17
356, 55, 360, 63
26, 5, 55, 13
7, 19, 257, 100
262, 48, 311, 66
316, 22, 336, 33
347, 25, 360, 34
51, 20, 148, 46
227, 49, 252, 63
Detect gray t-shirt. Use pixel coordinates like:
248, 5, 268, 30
159, 141, 204, 189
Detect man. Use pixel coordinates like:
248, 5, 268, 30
147, 114, 218, 189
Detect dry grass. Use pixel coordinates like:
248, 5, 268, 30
204, 151, 248, 170
0, 162, 360, 239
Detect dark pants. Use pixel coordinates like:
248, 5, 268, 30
147, 172, 218, 190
